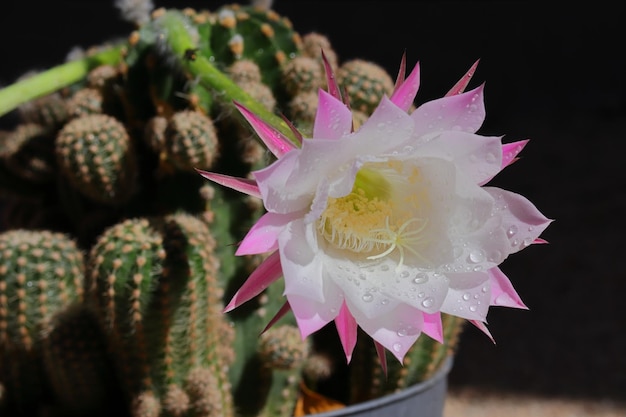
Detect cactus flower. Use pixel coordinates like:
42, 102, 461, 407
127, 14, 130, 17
198, 54, 551, 364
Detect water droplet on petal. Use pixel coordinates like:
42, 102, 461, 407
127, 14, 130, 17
469, 305, 477, 312
507, 225, 518, 237
397, 328, 407, 337
399, 270, 410, 278
392, 343, 402, 352
421, 297, 434, 308
362, 293, 373, 303
380, 264, 390, 272
413, 273, 428, 284
358, 273, 367, 280
468, 249, 486, 263
462, 293, 470, 301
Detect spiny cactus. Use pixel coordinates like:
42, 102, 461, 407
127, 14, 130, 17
0, 229, 84, 415
0, 3, 464, 416
86, 214, 234, 417
55, 113, 138, 206
208, 4, 302, 95
164, 109, 219, 172
336, 59, 395, 115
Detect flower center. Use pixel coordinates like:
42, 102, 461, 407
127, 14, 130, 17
317, 165, 428, 267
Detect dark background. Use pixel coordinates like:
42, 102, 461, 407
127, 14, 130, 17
1, 0, 624, 404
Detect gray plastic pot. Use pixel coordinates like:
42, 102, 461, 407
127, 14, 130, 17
308, 357, 453, 417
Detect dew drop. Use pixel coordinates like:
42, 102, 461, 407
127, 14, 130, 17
473, 265, 483, 272
399, 270, 410, 278
417, 291, 425, 298
481, 285, 489, 293
380, 298, 389, 305
380, 264, 390, 272
462, 293, 471, 301
507, 225, 518, 237
358, 273, 367, 280
469, 305, 477, 312
413, 273, 428, 284
421, 297, 434, 308
522, 237, 533, 247
362, 293, 373, 303
468, 249, 485, 264
397, 328, 407, 337
392, 343, 402, 352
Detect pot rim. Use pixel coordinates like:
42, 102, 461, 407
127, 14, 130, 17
308, 356, 453, 417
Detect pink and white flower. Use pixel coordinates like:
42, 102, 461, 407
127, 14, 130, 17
198, 54, 551, 365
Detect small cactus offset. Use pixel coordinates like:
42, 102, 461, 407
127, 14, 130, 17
0, 2, 470, 417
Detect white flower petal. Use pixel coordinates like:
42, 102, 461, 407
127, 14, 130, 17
314, 90, 353, 139
278, 219, 325, 303
416, 131, 503, 185
347, 300, 425, 362
411, 85, 485, 137
287, 290, 343, 338
441, 273, 491, 321
254, 150, 312, 213
352, 96, 415, 155
484, 187, 553, 254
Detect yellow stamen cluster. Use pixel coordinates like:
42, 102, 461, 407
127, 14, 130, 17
317, 167, 428, 267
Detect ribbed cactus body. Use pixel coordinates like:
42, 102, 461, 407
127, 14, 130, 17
206, 5, 302, 96
87, 214, 234, 417
165, 109, 219, 172
336, 59, 394, 115
0, 229, 84, 414
55, 113, 138, 205
41, 303, 121, 416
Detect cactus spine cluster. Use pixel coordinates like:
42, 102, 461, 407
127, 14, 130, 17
0, 2, 464, 417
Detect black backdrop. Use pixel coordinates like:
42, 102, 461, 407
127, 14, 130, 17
1, 0, 624, 402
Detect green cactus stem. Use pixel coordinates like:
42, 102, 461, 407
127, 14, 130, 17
150, 9, 299, 145
0, 44, 124, 119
